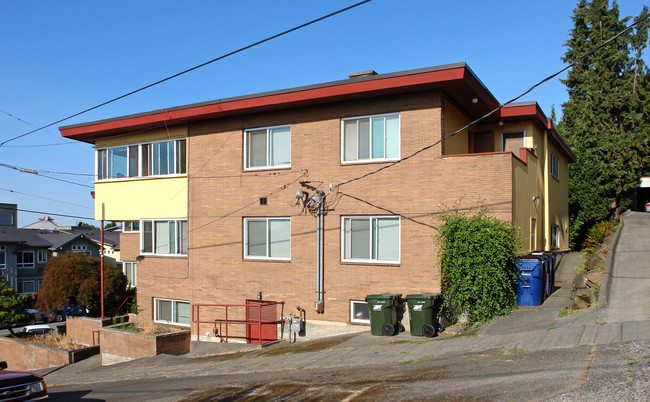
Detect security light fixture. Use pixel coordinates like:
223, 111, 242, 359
471, 95, 479, 104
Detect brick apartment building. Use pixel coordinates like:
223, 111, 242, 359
60, 63, 575, 336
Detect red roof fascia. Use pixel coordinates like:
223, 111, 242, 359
61, 67, 467, 142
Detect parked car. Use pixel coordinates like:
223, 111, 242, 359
19, 325, 53, 335
0, 361, 48, 401
645, 201, 650, 212
25, 309, 49, 325
49, 305, 87, 322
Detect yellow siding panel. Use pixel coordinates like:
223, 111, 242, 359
94, 177, 187, 220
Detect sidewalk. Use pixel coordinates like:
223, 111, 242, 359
41, 213, 650, 387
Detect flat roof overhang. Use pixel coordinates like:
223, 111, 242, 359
60, 63, 500, 143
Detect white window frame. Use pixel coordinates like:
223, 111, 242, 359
501, 131, 525, 153
0, 245, 5, 269
341, 113, 401, 164
551, 225, 560, 249
18, 280, 35, 294
37, 250, 47, 263
341, 216, 401, 264
17, 251, 35, 268
243, 217, 291, 261
122, 221, 140, 233
96, 139, 186, 181
153, 297, 190, 327
140, 219, 188, 256
550, 152, 560, 179
350, 300, 370, 324
243, 125, 291, 171
123, 261, 137, 288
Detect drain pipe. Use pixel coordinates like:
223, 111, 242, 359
315, 190, 325, 314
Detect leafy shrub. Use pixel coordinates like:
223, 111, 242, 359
582, 220, 615, 255
436, 211, 521, 325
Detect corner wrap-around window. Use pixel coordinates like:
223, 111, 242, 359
17, 251, 34, 268
96, 139, 186, 180
342, 113, 399, 162
244, 217, 290, 260
141, 219, 188, 255
342, 216, 400, 263
550, 152, 560, 179
154, 298, 190, 326
551, 225, 560, 249
122, 221, 140, 233
245, 126, 290, 170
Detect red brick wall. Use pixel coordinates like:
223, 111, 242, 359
66, 316, 125, 346
99, 326, 190, 362
0, 336, 68, 371
133, 91, 514, 328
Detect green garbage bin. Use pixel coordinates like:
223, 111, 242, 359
365, 294, 402, 336
406, 294, 443, 337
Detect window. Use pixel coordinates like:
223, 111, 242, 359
141, 219, 188, 255
244, 218, 290, 260
551, 225, 560, 249
71, 245, 90, 255
0, 213, 13, 226
18, 280, 35, 294
17, 251, 34, 268
122, 221, 140, 233
96, 139, 186, 180
154, 298, 190, 326
501, 131, 525, 154
342, 216, 400, 263
37, 250, 47, 263
342, 114, 399, 162
244, 126, 291, 169
123, 262, 137, 288
350, 300, 370, 324
0, 245, 5, 268
550, 152, 559, 179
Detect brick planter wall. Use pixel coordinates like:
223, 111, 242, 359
0, 335, 99, 371
66, 316, 129, 346
100, 323, 190, 366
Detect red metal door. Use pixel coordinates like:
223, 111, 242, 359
246, 300, 278, 344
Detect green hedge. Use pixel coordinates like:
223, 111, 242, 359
437, 212, 521, 325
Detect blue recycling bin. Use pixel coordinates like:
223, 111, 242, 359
516, 258, 545, 306
530, 251, 556, 298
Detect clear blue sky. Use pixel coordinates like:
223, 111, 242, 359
1, 0, 647, 227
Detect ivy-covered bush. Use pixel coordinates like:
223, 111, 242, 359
437, 212, 521, 325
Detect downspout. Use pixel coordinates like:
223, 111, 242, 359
315, 190, 325, 314
543, 129, 550, 251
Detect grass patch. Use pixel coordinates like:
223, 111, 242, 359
627, 361, 639, 366
547, 326, 556, 331
24, 332, 85, 350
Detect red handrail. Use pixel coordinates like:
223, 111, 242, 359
191, 301, 284, 343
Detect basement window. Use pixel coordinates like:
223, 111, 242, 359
350, 300, 370, 324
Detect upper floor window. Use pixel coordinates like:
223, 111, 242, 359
37, 250, 47, 263
17, 251, 34, 268
550, 152, 559, 179
71, 245, 91, 255
0, 212, 14, 226
141, 219, 188, 256
96, 139, 186, 180
342, 113, 399, 163
0, 245, 5, 268
122, 221, 140, 233
244, 217, 290, 260
501, 131, 525, 154
244, 126, 291, 170
342, 216, 400, 264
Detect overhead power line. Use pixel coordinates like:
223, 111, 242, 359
335, 11, 650, 190
17, 208, 94, 221
0, 187, 93, 210
0, 0, 372, 148
0, 162, 94, 188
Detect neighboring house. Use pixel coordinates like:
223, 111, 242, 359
0, 203, 18, 228
22, 216, 60, 230
0, 227, 51, 294
59, 63, 575, 331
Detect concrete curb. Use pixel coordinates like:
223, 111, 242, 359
598, 216, 624, 308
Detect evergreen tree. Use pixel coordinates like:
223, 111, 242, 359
558, 0, 649, 246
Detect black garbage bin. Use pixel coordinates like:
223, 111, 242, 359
365, 294, 402, 336
405, 294, 443, 337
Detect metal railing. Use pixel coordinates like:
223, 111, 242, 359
191, 301, 284, 344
